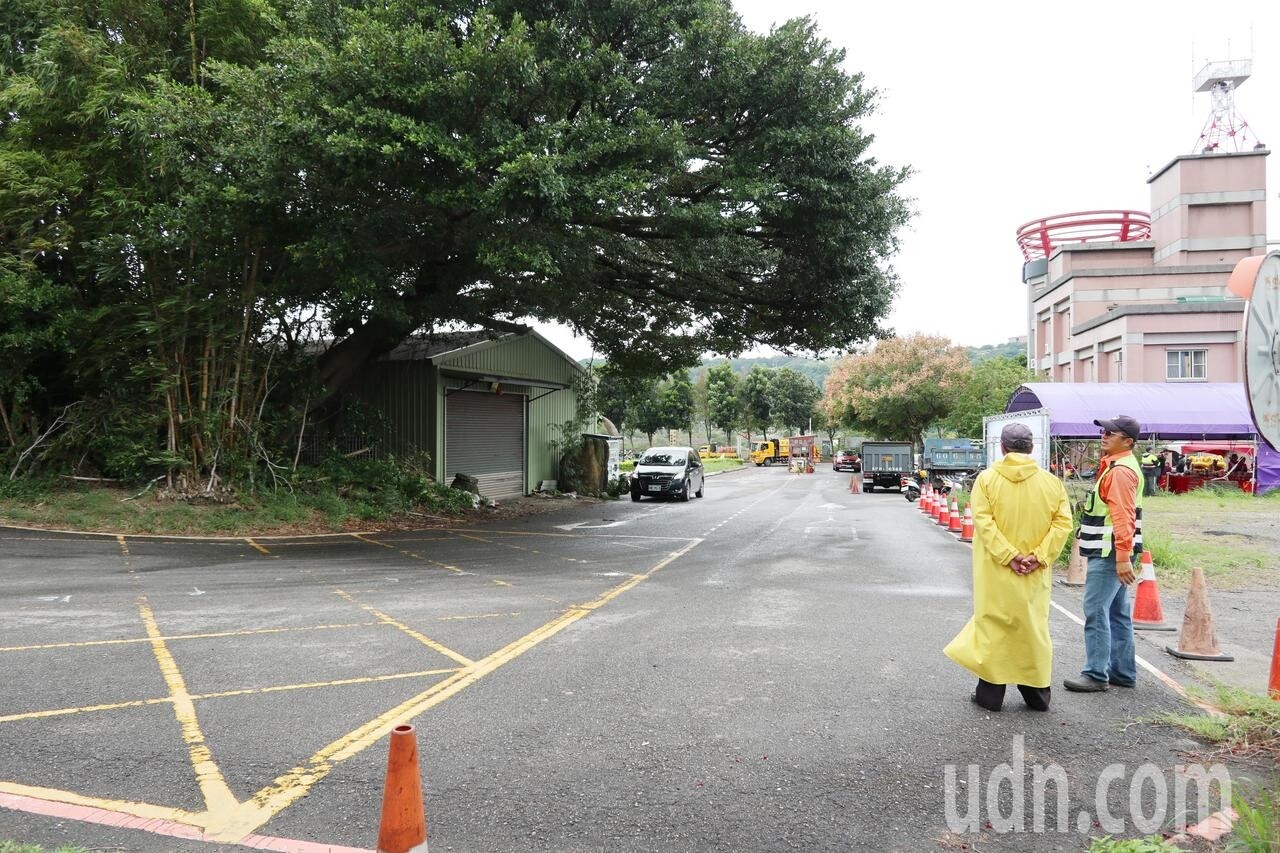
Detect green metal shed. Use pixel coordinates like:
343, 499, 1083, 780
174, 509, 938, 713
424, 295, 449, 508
357, 330, 585, 499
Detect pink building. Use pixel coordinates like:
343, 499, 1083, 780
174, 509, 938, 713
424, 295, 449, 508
1018, 148, 1268, 383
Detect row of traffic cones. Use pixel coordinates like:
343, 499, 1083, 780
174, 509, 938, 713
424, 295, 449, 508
917, 485, 973, 543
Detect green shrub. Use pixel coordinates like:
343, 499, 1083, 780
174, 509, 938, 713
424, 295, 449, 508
1228, 778, 1280, 852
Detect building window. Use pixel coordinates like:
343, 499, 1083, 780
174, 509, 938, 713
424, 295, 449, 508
1166, 349, 1206, 381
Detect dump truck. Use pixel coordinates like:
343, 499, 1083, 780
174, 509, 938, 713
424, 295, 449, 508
922, 438, 984, 474
750, 437, 790, 466
697, 444, 739, 460
859, 441, 914, 492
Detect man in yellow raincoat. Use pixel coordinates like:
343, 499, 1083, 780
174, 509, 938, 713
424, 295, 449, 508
945, 423, 1073, 712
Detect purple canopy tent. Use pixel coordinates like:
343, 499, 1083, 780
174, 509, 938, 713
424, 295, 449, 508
1005, 383, 1278, 495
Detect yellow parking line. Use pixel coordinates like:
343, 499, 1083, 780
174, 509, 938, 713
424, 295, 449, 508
351, 532, 465, 574
334, 590, 474, 666
137, 597, 238, 817
0, 697, 163, 723
0, 622, 378, 654
0, 669, 461, 725
191, 668, 462, 701
453, 531, 585, 565
204, 537, 702, 841
0, 781, 205, 829
244, 538, 271, 555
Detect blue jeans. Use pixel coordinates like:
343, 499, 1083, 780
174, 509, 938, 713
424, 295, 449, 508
1081, 554, 1137, 685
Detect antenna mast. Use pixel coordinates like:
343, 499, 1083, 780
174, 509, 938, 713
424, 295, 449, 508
1192, 59, 1263, 153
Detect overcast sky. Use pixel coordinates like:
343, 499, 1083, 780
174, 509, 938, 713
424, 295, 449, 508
535, 1, 1280, 361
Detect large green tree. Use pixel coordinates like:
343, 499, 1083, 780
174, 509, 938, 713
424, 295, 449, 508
2, 0, 910, 487
739, 365, 773, 443
705, 362, 741, 446
768, 366, 821, 434
660, 372, 695, 444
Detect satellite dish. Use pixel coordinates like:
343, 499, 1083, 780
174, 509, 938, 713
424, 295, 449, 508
1243, 252, 1280, 450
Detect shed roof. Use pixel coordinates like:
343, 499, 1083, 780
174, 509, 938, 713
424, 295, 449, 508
1006, 382, 1256, 439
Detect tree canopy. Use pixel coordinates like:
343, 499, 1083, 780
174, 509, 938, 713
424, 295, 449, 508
943, 356, 1032, 437
1, 0, 910, 486
823, 335, 971, 450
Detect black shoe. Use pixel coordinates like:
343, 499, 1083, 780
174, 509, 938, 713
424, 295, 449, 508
1017, 685, 1051, 712
1063, 676, 1109, 693
1108, 678, 1136, 688
971, 692, 1002, 712
973, 678, 1005, 712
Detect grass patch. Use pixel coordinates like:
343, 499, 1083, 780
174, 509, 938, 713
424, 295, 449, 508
1229, 778, 1280, 853
0, 843, 89, 853
0, 458, 478, 536
1159, 686, 1280, 761
703, 458, 744, 474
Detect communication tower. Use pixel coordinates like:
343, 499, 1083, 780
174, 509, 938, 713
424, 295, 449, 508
1192, 59, 1263, 153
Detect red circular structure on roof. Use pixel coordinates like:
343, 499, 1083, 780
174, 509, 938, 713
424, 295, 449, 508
1015, 210, 1152, 262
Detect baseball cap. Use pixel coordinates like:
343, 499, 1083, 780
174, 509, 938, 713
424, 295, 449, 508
1093, 415, 1141, 441
1000, 423, 1034, 444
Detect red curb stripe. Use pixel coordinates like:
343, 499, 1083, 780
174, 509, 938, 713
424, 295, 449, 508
0, 791, 372, 853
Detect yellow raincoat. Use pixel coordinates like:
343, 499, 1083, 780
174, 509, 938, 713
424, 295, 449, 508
944, 453, 1072, 688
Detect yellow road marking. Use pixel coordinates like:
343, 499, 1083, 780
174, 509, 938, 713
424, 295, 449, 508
334, 590, 474, 666
0, 697, 159, 723
0, 781, 205, 827
0, 668, 462, 724
351, 532, 464, 574
204, 537, 703, 841
244, 538, 270, 555
116, 534, 129, 557
454, 531, 584, 565
0, 621, 378, 653
437, 611, 524, 621
137, 597, 238, 817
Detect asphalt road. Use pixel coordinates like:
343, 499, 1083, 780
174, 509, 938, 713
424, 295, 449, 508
0, 465, 1227, 851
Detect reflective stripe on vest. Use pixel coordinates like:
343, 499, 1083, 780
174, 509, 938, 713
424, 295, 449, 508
1078, 453, 1144, 558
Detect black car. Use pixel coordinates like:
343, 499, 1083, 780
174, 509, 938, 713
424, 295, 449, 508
832, 450, 861, 472
630, 446, 705, 502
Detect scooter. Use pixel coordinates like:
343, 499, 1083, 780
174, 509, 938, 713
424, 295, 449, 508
901, 475, 920, 502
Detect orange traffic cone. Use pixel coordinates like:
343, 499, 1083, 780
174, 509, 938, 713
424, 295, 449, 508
1061, 537, 1085, 587
377, 724, 428, 853
937, 496, 951, 527
1269, 619, 1280, 700
920, 488, 931, 515
1165, 567, 1234, 662
948, 498, 962, 533
932, 491, 943, 521
1132, 551, 1175, 631
1264, 617, 1274, 696
959, 505, 974, 543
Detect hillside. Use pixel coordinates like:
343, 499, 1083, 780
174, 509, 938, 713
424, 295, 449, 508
587, 341, 1024, 389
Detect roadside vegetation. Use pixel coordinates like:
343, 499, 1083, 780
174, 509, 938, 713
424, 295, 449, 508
1157, 687, 1280, 852
0, 843, 87, 853
0, 457, 476, 536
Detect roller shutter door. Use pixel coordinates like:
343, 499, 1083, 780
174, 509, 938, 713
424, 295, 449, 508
445, 390, 525, 499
